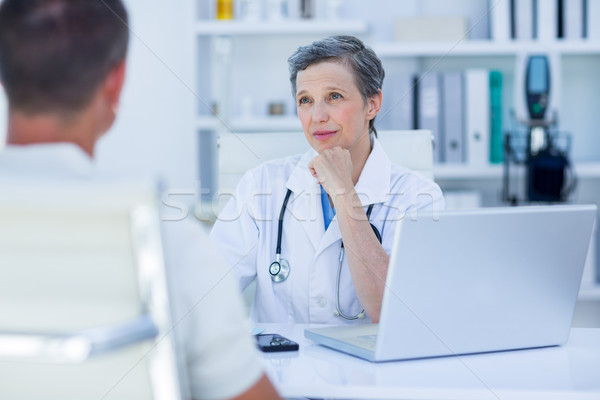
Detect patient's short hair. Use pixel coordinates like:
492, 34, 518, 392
0, 0, 129, 115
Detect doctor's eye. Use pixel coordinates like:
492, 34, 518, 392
330, 92, 342, 100
298, 97, 311, 105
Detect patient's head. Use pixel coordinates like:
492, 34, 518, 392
0, 0, 129, 116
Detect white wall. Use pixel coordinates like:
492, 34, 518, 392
0, 1, 197, 187
96, 0, 197, 191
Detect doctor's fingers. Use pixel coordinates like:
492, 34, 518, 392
310, 148, 353, 177
309, 157, 353, 195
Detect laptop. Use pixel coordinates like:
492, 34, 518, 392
305, 204, 597, 362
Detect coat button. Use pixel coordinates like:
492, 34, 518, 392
317, 296, 327, 307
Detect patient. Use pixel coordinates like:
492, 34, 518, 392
0, 1, 279, 399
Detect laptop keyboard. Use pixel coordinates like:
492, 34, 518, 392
344, 334, 377, 351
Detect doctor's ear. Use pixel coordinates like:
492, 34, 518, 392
366, 89, 382, 120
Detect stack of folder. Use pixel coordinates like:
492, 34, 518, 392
377, 69, 504, 166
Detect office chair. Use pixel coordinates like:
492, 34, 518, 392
210, 129, 434, 313
377, 129, 434, 180
0, 180, 182, 400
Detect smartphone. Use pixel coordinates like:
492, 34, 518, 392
255, 333, 299, 352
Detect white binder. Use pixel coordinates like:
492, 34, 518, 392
588, 0, 600, 41
565, 0, 584, 39
464, 69, 490, 167
378, 73, 414, 131
417, 73, 442, 163
490, 0, 511, 41
536, 0, 558, 40
441, 72, 464, 163
515, 0, 534, 39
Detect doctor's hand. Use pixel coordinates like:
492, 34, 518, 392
308, 147, 355, 200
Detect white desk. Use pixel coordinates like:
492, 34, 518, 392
257, 324, 600, 400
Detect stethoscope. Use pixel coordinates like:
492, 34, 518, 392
269, 189, 382, 320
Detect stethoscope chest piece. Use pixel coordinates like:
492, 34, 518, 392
269, 257, 290, 282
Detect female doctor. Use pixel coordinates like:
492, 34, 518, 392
210, 35, 444, 324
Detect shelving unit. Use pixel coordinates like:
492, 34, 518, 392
194, 20, 368, 36
374, 40, 600, 57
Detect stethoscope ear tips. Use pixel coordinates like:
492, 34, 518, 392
269, 258, 290, 282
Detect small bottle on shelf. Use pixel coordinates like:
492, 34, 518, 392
217, 0, 234, 20
299, 0, 314, 19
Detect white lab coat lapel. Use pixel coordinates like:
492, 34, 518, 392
286, 139, 393, 259
285, 148, 323, 251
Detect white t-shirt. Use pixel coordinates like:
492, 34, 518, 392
0, 143, 263, 400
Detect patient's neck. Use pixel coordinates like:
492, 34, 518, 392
7, 108, 97, 158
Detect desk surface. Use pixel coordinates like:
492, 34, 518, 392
257, 324, 600, 400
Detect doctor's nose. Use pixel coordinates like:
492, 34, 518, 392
311, 102, 329, 123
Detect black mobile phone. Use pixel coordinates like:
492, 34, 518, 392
255, 333, 299, 352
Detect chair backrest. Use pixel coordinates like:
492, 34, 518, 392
217, 129, 434, 195
0, 180, 181, 400
217, 131, 311, 195
377, 129, 434, 180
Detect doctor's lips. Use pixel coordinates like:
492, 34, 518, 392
312, 130, 337, 141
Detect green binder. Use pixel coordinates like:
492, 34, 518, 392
489, 70, 503, 163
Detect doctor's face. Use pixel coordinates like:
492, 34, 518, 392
295, 61, 380, 157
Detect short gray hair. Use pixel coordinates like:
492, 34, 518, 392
0, 0, 129, 115
287, 35, 385, 136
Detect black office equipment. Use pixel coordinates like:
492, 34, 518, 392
503, 54, 576, 204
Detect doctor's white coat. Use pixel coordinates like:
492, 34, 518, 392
210, 138, 445, 324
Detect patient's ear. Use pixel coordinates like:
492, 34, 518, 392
95, 61, 127, 136
103, 61, 127, 111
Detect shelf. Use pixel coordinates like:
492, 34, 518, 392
228, 116, 302, 132
195, 20, 368, 36
579, 284, 600, 301
434, 162, 600, 180
574, 163, 600, 179
434, 164, 504, 180
374, 40, 600, 58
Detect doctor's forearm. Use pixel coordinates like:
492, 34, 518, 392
335, 192, 389, 322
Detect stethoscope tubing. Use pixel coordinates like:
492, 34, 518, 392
275, 189, 293, 255
271, 189, 382, 320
